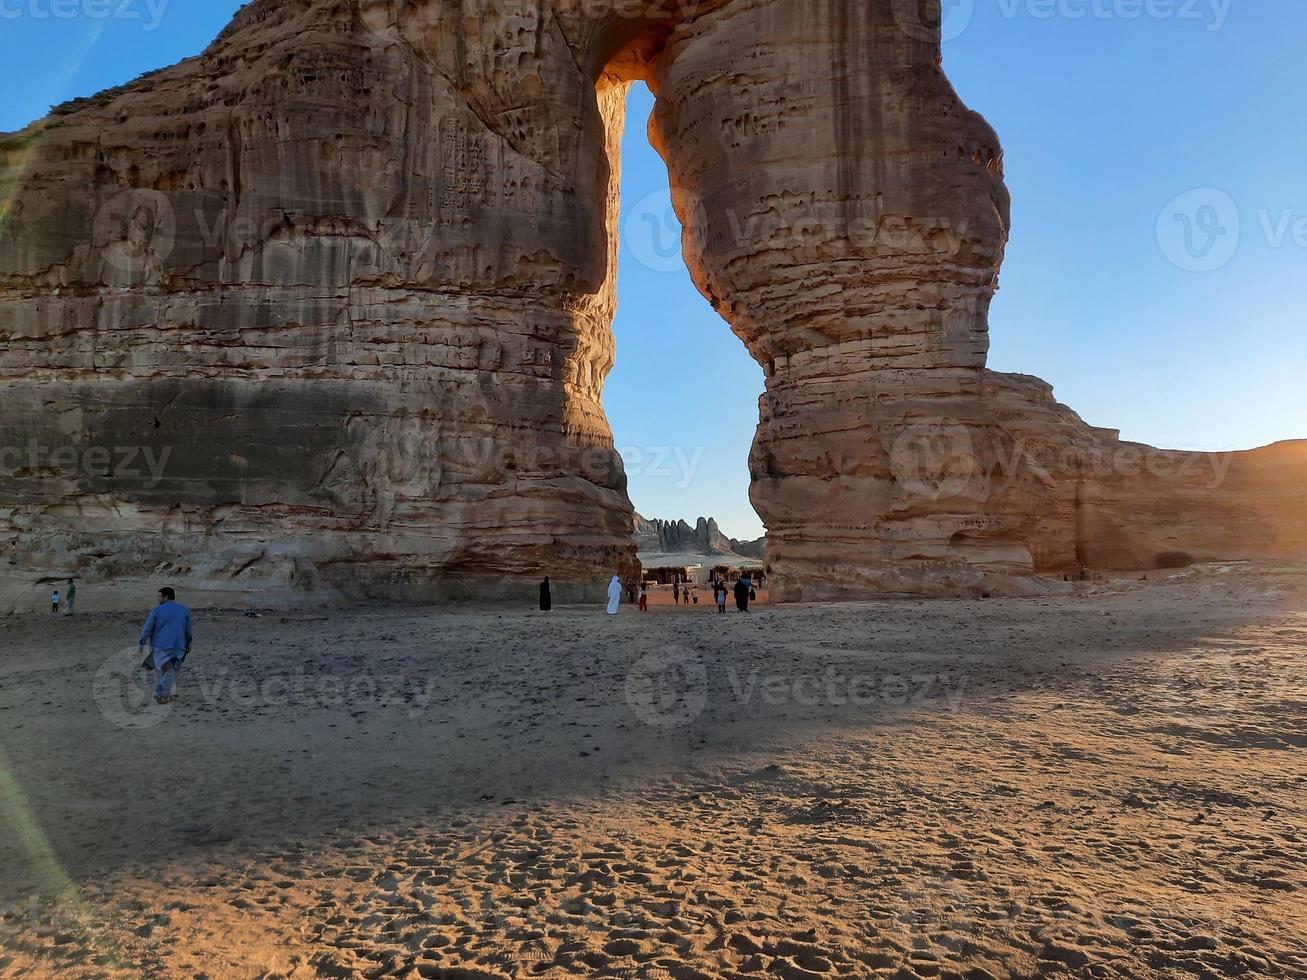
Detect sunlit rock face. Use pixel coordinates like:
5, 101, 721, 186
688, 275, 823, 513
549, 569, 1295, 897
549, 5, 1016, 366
639, 0, 1307, 598
0, 0, 639, 601
0, 0, 1303, 603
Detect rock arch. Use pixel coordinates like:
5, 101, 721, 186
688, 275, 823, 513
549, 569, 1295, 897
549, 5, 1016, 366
0, 0, 1302, 603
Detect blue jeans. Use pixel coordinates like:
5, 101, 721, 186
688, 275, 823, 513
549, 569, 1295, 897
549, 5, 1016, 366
153, 652, 182, 699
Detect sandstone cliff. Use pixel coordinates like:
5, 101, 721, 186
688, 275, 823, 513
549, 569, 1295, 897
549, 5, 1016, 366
0, 0, 643, 601
1, 0, 1303, 604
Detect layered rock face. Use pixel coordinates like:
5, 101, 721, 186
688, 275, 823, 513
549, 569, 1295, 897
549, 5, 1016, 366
1, 0, 1303, 602
639, 0, 1307, 597
0, 0, 643, 600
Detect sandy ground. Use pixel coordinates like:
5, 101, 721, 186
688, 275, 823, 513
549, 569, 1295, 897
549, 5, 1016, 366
0, 562, 1304, 979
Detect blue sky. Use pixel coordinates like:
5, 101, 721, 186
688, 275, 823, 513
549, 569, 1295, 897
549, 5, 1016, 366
3, 1, 1302, 541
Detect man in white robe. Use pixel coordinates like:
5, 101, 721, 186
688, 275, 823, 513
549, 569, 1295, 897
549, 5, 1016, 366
606, 575, 622, 615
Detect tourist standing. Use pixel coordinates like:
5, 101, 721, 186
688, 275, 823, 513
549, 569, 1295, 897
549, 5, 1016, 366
50, 589, 60, 615
65, 579, 76, 615
138, 587, 193, 704
539, 576, 552, 612
733, 577, 750, 612
673, 581, 680, 605
715, 581, 727, 613
606, 575, 622, 616
638, 585, 648, 612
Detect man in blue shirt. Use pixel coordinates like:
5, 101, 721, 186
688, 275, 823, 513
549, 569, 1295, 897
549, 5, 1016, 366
139, 587, 193, 704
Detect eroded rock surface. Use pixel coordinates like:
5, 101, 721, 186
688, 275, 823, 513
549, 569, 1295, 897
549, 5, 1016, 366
1, 0, 1303, 603
0, 0, 641, 601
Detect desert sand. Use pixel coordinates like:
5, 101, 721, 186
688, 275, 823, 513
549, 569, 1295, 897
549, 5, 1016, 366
1, 562, 1304, 979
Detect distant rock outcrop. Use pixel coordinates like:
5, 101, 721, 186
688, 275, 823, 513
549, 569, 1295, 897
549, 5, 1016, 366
729, 537, 766, 560
634, 514, 740, 557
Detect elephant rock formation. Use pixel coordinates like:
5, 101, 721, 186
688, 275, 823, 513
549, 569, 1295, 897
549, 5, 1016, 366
1, 0, 1303, 603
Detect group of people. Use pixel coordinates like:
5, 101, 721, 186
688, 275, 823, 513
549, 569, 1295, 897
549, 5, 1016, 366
539, 575, 758, 615
40, 577, 193, 707
670, 582, 700, 606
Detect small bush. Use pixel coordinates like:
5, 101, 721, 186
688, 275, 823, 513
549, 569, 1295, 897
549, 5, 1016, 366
1155, 550, 1194, 569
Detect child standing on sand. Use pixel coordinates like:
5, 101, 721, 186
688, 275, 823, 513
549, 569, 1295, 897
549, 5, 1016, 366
50, 589, 60, 614
638, 585, 648, 611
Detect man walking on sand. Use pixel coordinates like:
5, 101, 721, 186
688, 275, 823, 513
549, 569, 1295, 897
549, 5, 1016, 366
139, 587, 193, 704
65, 579, 76, 615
